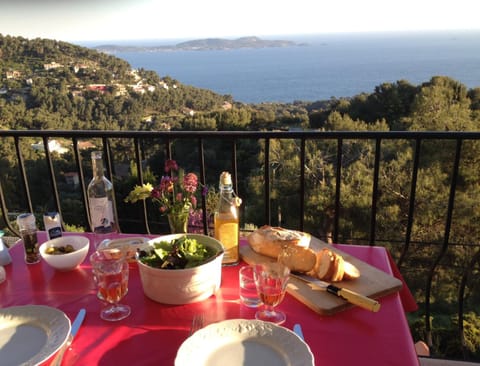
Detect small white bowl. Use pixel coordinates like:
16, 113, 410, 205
136, 234, 224, 304
40, 236, 90, 271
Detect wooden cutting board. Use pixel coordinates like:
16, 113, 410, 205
240, 236, 402, 315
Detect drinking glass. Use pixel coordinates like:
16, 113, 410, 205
239, 265, 262, 307
90, 249, 131, 321
253, 262, 290, 324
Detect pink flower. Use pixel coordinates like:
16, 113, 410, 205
190, 196, 197, 208
159, 176, 170, 192
159, 176, 175, 193
183, 173, 198, 193
164, 159, 178, 173
151, 187, 161, 199
176, 193, 183, 202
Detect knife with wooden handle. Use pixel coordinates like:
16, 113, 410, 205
290, 273, 381, 312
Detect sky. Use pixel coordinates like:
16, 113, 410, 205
1, 0, 479, 43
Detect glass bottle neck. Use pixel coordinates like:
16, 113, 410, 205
219, 184, 233, 193
91, 152, 105, 179
218, 185, 236, 213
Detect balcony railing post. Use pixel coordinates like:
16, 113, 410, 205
134, 137, 151, 234
42, 136, 64, 228
198, 138, 208, 235
299, 138, 306, 231
333, 138, 343, 244
15, 136, 34, 214
424, 138, 463, 348
0, 179, 17, 236
264, 138, 271, 225
72, 137, 91, 232
369, 138, 382, 245
398, 138, 422, 269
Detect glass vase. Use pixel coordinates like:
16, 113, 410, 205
167, 209, 190, 233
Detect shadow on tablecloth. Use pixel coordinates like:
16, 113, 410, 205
98, 328, 185, 365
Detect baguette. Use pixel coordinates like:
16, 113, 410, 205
314, 248, 336, 280
342, 260, 361, 280
313, 248, 360, 282
247, 225, 311, 259
278, 246, 317, 273
331, 255, 345, 282
246, 225, 360, 282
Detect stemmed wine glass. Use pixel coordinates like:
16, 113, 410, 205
253, 262, 290, 324
90, 248, 131, 321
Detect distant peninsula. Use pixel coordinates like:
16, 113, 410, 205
93, 36, 305, 53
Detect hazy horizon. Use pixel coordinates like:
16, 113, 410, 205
1, 0, 479, 43
71, 29, 480, 48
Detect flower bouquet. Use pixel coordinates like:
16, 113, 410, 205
125, 160, 201, 233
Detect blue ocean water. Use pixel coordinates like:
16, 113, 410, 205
93, 31, 480, 104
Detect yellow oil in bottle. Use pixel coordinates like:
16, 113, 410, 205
215, 171, 241, 265
214, 213, 239, 265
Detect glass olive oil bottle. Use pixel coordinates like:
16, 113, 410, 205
214, 172, 241, 265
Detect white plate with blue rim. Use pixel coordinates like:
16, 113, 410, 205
0, 305, 71, 366
175, 319, 314, 366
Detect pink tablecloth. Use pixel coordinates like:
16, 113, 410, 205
0, 232, 420, 366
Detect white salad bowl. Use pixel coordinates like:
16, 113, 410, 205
136, 233, 225, 305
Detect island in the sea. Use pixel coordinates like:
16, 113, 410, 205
93, 36, 306, 53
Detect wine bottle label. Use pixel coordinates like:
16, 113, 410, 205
89, 197, 115, 231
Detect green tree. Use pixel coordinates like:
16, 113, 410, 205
403, 76, 475, 131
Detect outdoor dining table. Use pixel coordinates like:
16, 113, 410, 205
0, 231, 420, 366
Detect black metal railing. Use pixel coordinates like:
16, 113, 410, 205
1, 129, 480, 362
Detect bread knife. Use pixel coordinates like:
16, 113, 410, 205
290, 272, 381, 312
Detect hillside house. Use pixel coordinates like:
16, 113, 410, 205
31, 139, 69, 154
130, 70, 142, 82
73, 63, 89, 73
70, 90, 83, 98
64, 172, 80, 186
6, 70, 21, 79
76, 141, 96, 150
87, 84, 108, 93
182, 108, 195, 116
43, 62, 63, 71
114, 84, 128, 96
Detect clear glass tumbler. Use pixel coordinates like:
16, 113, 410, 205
239, 265, 262, 307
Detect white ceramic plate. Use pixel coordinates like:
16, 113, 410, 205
97, 236, 149, 260
175, 319, 314, 366
0, 305, 71, 366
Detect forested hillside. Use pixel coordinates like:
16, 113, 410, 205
3, 34, 480, 134
0, 34, 231, 131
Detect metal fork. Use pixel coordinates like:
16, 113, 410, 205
189, 314, 204, 336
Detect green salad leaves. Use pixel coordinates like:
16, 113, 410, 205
138, 237, 217, 269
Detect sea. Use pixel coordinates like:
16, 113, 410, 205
81, 31, 480, 104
